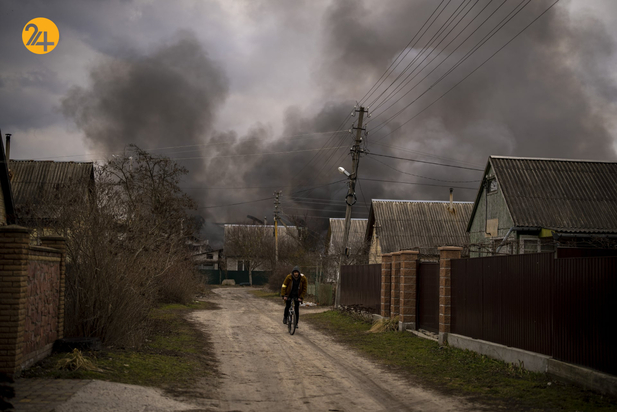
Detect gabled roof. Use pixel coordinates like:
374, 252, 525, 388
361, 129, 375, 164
367, 200, 473, 255
10, 160, 94, 220
467, 156, 617, 233
327, 218, 368, 255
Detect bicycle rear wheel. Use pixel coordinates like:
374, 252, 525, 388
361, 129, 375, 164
289, 310, 296, 335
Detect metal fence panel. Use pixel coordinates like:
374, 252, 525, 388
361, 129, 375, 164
452, 252, 617, 375
452, 254, 554, 355
340, 264, 382, 312
553, 257, 617, 375
417, 262, 439, 333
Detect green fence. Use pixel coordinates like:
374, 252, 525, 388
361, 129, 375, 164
313, 281, 334, 306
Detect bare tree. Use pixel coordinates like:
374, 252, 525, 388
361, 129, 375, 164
19, 146, 200, 346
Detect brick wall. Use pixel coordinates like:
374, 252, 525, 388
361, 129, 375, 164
22, 248, 62, 369
0, 226, 65, 377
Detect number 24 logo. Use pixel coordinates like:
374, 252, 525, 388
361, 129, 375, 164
22, 18, 59, 54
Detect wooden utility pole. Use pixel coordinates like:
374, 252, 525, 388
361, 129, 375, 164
335, 106, 367, 307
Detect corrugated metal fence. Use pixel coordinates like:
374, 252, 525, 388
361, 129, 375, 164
340, 264, 381, 312
451, 253, 617, 375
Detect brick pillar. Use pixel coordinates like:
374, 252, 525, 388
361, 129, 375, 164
0, 226, 30, 377
40, 236, 67, 340
380, 253, 392, 317
390, 252, 402, 318
438, 246, 462, 345
399, 250, 419, 331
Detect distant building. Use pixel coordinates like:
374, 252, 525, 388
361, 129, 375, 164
467, 156, 617, 256
365, 199, 473, 263
193, 248, 223, 271
223, 224, 299, 272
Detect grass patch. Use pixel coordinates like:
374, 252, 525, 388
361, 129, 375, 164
304, 310, 617, 412
23, 299, 218, 391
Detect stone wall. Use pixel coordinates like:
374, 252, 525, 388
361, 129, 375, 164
0, 226, 65, 377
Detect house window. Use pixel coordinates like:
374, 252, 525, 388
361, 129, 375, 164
522, 239, 539, 254
238, 260, 249, 271
207, 254, 213, 260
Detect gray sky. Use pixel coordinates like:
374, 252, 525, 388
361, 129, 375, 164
2, 0, 617, 244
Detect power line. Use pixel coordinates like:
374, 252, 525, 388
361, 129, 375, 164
373, 0, 561, 144
370, 0, 503, 116
197, 179, 348, 209
171, 145, 348, 161
370, 0, 531, 136
361, 177, 477, 191
369, 141, 484, 168
359, 0, 450, 106
291, 1, 454, 190
365, 154, 482, 183
366, 0, 475, 110
23, 130, 349, 161
367, 152, 484, 171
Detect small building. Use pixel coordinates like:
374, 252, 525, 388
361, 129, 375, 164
467, 156, 617, 257
223, 224, 299, 272
10, 160, 94, 236
193, 248, 223, 271
365, 199, 473, 263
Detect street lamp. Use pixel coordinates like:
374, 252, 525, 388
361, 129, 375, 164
338, 166, 351, 177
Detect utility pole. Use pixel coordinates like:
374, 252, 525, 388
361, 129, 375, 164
335, 106, 368, 307
273, 191, 282, 264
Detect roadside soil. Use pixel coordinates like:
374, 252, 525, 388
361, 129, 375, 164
189, 287, 480, 412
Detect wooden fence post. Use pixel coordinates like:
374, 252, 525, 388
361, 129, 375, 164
380, 253, 392, 318
438, 246, 462, 345
399, 250, 419, 331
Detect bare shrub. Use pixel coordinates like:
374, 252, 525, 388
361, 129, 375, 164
20, 146, 200, 346
267, 264, 294, 293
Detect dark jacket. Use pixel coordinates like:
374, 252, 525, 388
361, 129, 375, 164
280, 266, 308, 299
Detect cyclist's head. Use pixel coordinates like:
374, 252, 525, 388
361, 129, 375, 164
292, 266, 300, 278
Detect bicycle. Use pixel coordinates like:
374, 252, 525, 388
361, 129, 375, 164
286, 297, 298, 335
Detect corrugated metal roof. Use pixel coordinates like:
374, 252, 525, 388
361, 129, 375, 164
328, 218, 368, 255
490, 156, 617, 233
10, 160, 94, 219
368, 200, 473, 255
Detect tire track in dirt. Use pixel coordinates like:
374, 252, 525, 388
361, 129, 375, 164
190, 287, 478, 412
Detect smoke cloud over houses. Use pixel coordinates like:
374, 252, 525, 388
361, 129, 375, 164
53, 1, 617, 245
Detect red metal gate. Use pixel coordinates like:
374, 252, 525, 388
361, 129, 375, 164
417, 262, 439, 333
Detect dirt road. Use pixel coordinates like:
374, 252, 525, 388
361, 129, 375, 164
191, 287, 477, 412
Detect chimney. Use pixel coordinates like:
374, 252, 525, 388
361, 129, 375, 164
5, 133, 11, 162
448, 188, 455, 214
5, 133, 11, 181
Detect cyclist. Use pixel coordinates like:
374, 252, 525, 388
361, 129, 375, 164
281, 266, 308, 327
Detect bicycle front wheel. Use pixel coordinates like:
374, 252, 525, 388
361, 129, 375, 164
289, 310, 296, 335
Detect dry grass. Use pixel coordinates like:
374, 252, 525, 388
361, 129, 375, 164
368, 316, 399, 333
56, 349, 102, 372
